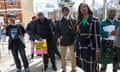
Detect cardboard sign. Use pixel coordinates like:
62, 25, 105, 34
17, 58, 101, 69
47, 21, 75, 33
35, 39, 48, 55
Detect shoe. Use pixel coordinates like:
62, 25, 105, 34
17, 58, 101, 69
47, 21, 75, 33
113, 69, 117, 72
37, 54, 41, 56
44, 65, 48, 71
52, 66, 57, 71
100, 64, 107, 72
62, 70, 66, 72
25, 68, 30, 72
16, 68, 21, 72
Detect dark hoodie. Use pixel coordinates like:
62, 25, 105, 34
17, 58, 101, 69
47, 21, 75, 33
32, 18, 56, 53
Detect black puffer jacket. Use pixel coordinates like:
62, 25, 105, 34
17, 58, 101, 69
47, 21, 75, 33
32, 18, 52, 41
32, 18, 56, 53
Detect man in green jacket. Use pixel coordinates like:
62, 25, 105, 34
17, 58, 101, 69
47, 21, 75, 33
100, 8, 120, 72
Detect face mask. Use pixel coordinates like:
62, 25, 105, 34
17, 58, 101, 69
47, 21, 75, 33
15, 20, 20, 23
64, 15, 69, 20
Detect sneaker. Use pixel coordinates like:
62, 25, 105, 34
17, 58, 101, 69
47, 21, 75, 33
37, 54, 41, 56
16, 69, 21, 72
44, 65, 48, 71
52, 66, 57, 71
25, 68, 30, 72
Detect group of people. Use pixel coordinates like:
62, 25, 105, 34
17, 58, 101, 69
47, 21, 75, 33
4, 3, 120, 72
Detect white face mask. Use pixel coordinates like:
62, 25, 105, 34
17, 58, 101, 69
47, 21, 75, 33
15, 20, 20, 23
56, 17, 59, 21
64, 15, 69, 20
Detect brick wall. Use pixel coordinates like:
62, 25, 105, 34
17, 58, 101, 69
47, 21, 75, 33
0, 0, 22, 23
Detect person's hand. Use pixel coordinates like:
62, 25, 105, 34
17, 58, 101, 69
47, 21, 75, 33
76, 25, 80, 32
117, 34, 120, 36
111, 31, 116, 36
60, 36, 63, 39
3, 24, 7, 29
96, 48, 100, 58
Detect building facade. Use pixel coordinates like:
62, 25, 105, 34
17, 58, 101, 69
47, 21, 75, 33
0, 0, 22, 24
22, 0, 34, 26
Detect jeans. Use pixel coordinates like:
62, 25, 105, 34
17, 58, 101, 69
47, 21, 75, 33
11, 48, 29, 69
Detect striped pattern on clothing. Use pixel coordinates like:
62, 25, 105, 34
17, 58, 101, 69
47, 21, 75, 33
76, 16, 100, 72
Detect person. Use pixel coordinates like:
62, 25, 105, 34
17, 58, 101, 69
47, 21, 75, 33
32, 12, 57, 71
50, 21, 61, 59
1, 25, 7, 42
118, 15, 120, 20
6, 13, 30, 72
75, 3, 100, 72
100, 8, 120, 72
114, 24, 120, 70
55, 7, 76, 72
26, 16, 38, 59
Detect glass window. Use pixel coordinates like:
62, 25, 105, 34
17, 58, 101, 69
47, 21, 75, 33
9, 0, 18, 6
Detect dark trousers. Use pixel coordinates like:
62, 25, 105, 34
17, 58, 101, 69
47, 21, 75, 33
116, 48, 120, 62
11, 48, 29, 69
43, 53, 56, 68
101, 48, 119, 72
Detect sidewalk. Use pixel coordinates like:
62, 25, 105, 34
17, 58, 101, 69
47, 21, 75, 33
0, 36, 120, 72
0, 53, 12, 72
1, 52, 120, 72
0, 54, 84, 72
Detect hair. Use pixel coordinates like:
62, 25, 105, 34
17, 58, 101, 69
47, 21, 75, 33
62, 7, 70, 12
37, 12, 44, 16
78, 3, 93, 21
107, 8, 116, 14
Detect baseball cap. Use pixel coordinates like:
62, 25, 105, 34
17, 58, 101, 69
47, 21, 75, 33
8, 13, 16, 18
